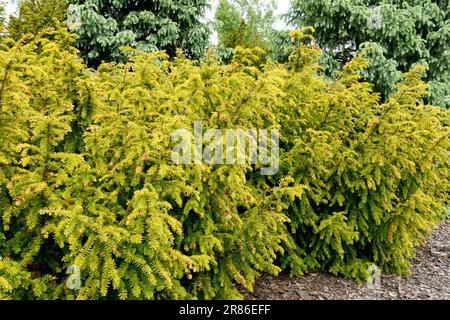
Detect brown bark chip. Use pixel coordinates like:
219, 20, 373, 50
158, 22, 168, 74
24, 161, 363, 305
245, 221, 450, 300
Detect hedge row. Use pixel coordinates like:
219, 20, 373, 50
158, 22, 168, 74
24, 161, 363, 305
0, 28, 448, 299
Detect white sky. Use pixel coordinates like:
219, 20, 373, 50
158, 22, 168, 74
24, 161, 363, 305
4, 0, 19, 16
273, 0, 291, 30
205, 0, 291, 44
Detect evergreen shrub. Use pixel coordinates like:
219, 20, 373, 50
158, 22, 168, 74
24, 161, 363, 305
0, 28, 448, 299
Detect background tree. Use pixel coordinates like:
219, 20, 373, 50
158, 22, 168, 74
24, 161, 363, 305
7, 0, 67, 40
215, 0, 245, 48
0, 1, 5, 33
68, 0, 211, 67
288, 0, 450, 107
214, 0, 277, 61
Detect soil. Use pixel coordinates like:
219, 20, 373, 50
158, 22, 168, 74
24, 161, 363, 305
245, 221, 450, 300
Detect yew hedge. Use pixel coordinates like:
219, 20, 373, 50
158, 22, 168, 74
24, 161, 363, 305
0, 28, 448, 299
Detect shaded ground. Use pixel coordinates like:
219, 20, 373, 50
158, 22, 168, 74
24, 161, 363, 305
246, 221, 450, 300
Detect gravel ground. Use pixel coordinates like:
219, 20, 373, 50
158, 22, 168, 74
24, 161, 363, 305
246, 221, 450, 300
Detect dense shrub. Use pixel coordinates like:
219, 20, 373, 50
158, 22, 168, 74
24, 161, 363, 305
277, 31, 450, 277
0, 28, 293, 299
0, 28, 448, 299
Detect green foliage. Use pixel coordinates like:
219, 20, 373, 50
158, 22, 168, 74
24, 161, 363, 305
214, 0, 277, 62
445, 205, 450, 220
0, 28, 448, 300
68, 0, 211, 67
215, 0, 245, 48
288, 0, 450, 107
277, 32, 450, 277
0, 28, 292, 300
266, 29, 291, 63
216, 0, 276, 47
7, 0, 67, 40
0, 1, 5, 33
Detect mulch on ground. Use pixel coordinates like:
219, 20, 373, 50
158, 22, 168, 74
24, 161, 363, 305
245, 221, 450, 300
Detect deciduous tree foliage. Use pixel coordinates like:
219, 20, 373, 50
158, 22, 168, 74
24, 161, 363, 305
288, 0, 450, 107
68, 0, 211, 67
0, 28, 448, 299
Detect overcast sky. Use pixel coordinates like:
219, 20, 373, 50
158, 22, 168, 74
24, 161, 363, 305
273, 0, 291, 30
205, 0, 291, 44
